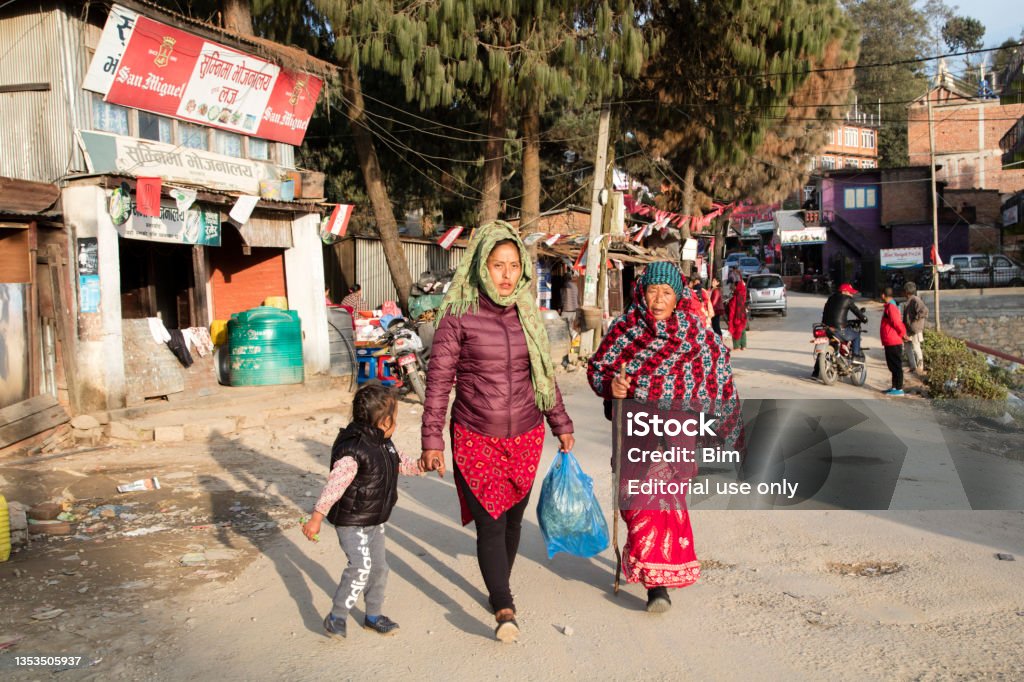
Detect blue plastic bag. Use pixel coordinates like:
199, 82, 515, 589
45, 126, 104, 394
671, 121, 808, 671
537, 451, 610, 559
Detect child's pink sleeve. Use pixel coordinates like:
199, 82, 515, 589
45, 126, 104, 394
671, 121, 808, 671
313, 456, 358, 515
398, 452, 424, 476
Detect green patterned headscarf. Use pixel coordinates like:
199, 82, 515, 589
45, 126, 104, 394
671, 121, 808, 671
436, 220, 556, 411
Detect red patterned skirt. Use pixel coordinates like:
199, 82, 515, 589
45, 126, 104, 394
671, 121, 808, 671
620, 508, 701, 588
451, 422, 546, 526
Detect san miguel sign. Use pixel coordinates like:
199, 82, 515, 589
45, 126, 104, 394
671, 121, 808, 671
85, 7, 322, 145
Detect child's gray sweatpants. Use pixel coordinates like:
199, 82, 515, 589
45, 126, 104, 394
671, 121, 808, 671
330, 524, 389, 620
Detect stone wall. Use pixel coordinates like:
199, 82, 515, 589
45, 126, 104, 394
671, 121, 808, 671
926, 288, 1024, 359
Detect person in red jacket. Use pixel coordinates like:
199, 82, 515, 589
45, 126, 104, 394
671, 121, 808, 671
420, 221, 574, 643
880, 287, 909, 396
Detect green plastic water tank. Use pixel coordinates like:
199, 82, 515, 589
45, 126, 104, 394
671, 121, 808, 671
228, 306, 304, 386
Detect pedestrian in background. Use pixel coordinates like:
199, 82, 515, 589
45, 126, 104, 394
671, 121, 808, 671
709, 276, 725, 336
727, 277, 749, 351
902, 281, 929, 374
559, 269, 580, 338
880, 287, 908, 396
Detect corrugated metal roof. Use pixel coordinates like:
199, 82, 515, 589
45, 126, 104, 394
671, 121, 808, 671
774, 210, 806, 231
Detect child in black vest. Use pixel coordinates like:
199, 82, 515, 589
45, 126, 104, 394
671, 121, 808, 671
302, 383, 432, 639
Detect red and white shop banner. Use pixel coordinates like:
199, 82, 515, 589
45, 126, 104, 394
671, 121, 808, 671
101, 15, 321, 145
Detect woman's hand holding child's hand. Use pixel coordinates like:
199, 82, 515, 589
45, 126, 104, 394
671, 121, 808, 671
420, 450, 446, 478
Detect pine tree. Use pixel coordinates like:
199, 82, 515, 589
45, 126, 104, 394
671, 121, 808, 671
629, 0, 856, 269
842, 0, 929, 167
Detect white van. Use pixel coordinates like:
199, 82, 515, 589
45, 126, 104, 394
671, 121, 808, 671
944, 254, 1024, 289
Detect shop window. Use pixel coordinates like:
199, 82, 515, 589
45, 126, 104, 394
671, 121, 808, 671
248, 137, 270, 160
139, 112, 172, 143
91, 93, 129, 135
180, 122, 208, 150
843, 186, 878, 209
217, 131, 243, 158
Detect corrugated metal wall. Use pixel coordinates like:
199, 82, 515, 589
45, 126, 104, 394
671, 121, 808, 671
0, 7, 89, 183
355, 238, 464, 308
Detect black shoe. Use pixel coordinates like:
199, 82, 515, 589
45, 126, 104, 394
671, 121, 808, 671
646, 587, 672, 613
362, 615, 400, 636
323, 614, 347, 639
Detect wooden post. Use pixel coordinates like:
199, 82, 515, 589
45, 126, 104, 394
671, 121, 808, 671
580, 104, 611, 357
927, 94, 942, 331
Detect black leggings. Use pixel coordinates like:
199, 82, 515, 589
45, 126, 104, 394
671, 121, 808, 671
454, 465, 531, 614
885, 344, 904, 390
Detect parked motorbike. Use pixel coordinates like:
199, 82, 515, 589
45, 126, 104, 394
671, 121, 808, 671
377, 319, 428, 402
811, 319, 867, 386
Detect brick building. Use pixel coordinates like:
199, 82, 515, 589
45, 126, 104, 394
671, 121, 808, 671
809, 115, 879, 172
907, 85, 1024, 194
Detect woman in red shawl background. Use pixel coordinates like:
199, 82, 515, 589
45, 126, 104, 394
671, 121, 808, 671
587, 262, 742, 613
727, 273, 749, 351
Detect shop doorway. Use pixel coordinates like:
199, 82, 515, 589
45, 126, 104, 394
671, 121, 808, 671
119, 238, 198, 329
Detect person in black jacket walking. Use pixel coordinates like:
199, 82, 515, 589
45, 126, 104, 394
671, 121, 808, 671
302, 383, 438, 639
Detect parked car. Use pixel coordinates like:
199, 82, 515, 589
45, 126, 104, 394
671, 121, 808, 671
724, 253, 744, 268
738, 257, 763, 279
747, 273, 787, 316
942, 254, 1024, 289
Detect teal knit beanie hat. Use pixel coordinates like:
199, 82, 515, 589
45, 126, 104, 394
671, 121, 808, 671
641, 261, 685, 299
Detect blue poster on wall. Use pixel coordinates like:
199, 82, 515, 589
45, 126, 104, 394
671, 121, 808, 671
79, 275, 101, 313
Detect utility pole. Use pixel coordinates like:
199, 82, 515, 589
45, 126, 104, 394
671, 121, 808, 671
580, 103, 611, 356
927, 92, 942, 331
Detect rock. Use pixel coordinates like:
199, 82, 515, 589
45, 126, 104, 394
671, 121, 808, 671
73, 428, 103, 445
107, 422, 152, 442
31, 608, 65, 620
561, 625, 574, 636
154, 426, 186, 443
180, 553, 207, 567
28, 502, 62, 521
71, 415, 101, 430
996, 553, 1015, 561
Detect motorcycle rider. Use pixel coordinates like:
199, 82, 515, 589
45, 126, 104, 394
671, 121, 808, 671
821, 283, 867, 358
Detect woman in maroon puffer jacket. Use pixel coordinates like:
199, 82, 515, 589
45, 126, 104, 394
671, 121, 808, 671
420, 221, 575, 643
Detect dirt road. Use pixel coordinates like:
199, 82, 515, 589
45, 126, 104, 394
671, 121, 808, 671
2, 292, 1022, 680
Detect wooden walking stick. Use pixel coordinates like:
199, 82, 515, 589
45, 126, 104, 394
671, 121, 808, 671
611, 372, 625, 594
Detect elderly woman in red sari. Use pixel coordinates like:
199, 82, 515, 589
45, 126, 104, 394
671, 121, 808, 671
588, 261, 742, 612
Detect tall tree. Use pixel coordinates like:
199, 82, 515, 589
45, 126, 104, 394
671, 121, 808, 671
222, 0, 254, 34
630, 0, 854, 244
843, 0, 929, 167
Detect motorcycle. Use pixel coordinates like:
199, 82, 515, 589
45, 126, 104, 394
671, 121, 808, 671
377, 319, 428, 402
811, 319, 867, 386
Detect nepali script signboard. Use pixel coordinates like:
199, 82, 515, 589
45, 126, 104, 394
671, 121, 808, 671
79, 130, 282, 195
91, 13, 321, 145
880, 247, 924, 269
121, 200, 221, 247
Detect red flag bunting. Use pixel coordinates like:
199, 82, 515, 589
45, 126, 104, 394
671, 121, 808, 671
326, 204, 354, 237
135, 177, 162, 217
